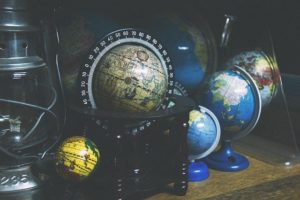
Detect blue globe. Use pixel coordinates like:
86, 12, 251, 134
188, 106, 221, 161
225, 50, 279, 107
201, 66, 261, 140
143, 14, 217, 93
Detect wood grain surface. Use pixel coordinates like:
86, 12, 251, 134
146, 156, 300, 200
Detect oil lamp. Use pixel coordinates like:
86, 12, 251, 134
0, 0, 60, 194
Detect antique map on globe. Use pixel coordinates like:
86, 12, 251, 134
92, 44, 168, 112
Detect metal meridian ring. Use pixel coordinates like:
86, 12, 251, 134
188, 105, 221, 161
228, 66, 262, 141
79, 28, 175, 134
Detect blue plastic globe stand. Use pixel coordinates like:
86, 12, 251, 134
188, 160, 209, 182
204, 140, 249, 172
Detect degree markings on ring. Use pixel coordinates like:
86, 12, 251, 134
79, 28, 174, 134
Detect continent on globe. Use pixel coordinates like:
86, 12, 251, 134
92, 44, 168, 112
55, 136, 100, 182
225, 50, 280, 107
164, 81, 221, 162
202, 67, 261, 140
187, 107, 220, 161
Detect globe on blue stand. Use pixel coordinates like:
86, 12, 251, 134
204, 140, 249, 171
187, 106, 221, 181
202, 66, 262, 172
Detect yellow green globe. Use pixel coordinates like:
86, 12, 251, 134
55, 136, 100, 182
92, 44, 168, 112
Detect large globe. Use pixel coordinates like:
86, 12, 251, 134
188, 106, 221, 161
58, 11, 121, 102
142, 14, 217, 93
225, 50, 280, 107
55, 136, 100, 182
93, 44, 168, 112
202, 67, 261, 140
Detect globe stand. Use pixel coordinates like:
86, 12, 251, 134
66, 96, 195, 200
187, 105, 221, 182
188, 160, 209, 182
204, 140, 249, 172
201, 66, 262, 173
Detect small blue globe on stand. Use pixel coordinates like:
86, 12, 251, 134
169, 82, 221, 181
187, 106, 221, 181
201, 66, 262, 172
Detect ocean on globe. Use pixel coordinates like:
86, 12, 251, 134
55, 136, 100, 182
142, 14, 217, 93
188, 106, 221, 161
201, 67, 261, 140
92, 44, 168, 112
58, 10, 121, 102
166, 82, 220, 160
226, 50, 280, 107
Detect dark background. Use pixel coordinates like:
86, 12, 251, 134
57, 0, 300, 74
197, 0, 300, 75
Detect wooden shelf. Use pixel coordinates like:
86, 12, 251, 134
146, 156, 300, 200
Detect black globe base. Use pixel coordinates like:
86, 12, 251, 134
204, 141, 249, 172
188, 160, 209, 182
67, 96, 195, 199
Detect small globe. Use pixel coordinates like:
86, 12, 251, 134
143, 14, 217, 93
58, 11, 121, 101
93, 44, 168, 112
55, 136, 100, 182
202, 67, 261, 140
188, 106, 221, 161
167, 82, 220, 161
225, 50, 280, 107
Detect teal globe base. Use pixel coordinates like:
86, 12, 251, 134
204, 141, 249, 172
188, 160, 209, 182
